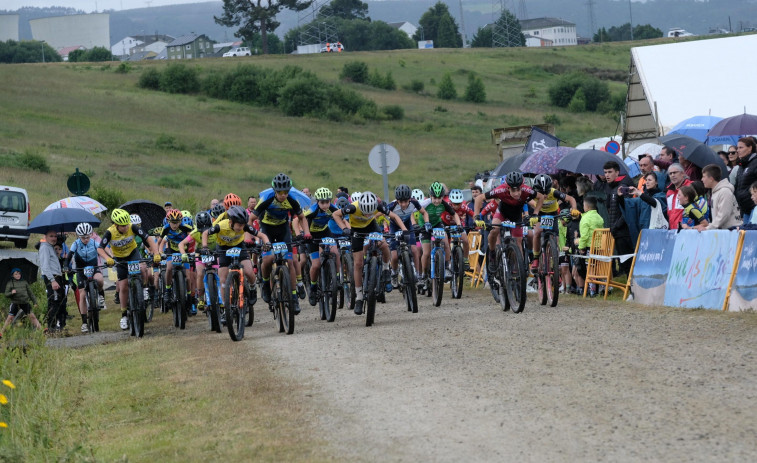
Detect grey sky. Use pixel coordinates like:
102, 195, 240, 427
4, 0, 206, 13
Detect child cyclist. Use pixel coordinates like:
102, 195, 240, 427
1, 268, 44, 338
158, 209, 194, 308
65, 222, 105, 332
201, 206, 267, 309
385, 184, 431, 287
179, 211, 216, 312
442, 188, 496, 271
98, 209, 161, 330
529, 173, 578, 272
419, 182, 462, 287
303, 187, 342, 306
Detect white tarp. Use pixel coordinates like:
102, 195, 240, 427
629, 35, 757, 139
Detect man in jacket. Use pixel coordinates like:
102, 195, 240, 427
702, 164, 742, 230
598, 161, 635, 275
734, 137, 757, 223
39, 229, 67, 331
665, 163, 693, 229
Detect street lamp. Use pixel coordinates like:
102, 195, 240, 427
41, 40, 45, 63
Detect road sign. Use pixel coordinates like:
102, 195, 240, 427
368, 143, 400, 202
605, 140, 621, 154
67, 168, 90, 196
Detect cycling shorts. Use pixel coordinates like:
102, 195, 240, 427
388, 221, 417, 252
75, 264, 101, 289
114, 250, 142, 281
492, 210, 524, 238
350, 222, 380, 253
261, 223, 293, 252
308, 229, 333, 255
218, 246, 250, 268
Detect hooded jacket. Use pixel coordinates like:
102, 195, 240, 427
735, 153, 757, 216
5, 278, 38, 306
706, 178, 742, 230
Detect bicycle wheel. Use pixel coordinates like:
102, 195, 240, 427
207, 274, 221, 333
545, 235, 560, 307
450, 245, 464, 300
496, 247, 508, 311
158, 270, 166, 313
86, 281, 99, 333
301, 255, 312, 299
322, 257, 337, 322
537, 269, 548, 306
224, 271, 245, 341
432, 249, 444, 307
174, 272, 187, 329
245, 281, 254, 327
400, 250, 418, 313
278, 265, 295, 334
342, 253, 355, 312
503, 242, 527, 313
365, 257, 378, 327
130, 279, 144, 338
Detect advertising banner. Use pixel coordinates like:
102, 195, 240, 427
630, 229, 678, 305
728, 231, 757, 312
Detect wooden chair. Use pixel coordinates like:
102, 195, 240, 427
465, 231, 486, 288
583, 228, 628, 300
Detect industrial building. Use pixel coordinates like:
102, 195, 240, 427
0, 14, 20, 41
29, 13, 109, 50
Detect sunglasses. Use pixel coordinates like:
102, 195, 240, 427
728, 151, 737, 154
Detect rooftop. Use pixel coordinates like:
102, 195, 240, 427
520, 17, 576, 30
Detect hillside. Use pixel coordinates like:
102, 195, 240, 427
0, 44, 632, 219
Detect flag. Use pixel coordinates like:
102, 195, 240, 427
523, 126, 560, 155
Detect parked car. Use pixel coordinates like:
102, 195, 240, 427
320, 42, 345, 53
0, 186, 30, 249
223, 47, 252, 57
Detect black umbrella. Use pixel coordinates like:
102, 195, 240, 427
119, 200, 166, 232
554, 149, 629, 176
0, 253, 39, 291
658, 134, 728, 177
27, 208, 100, 234
706, 113, 757, 139
492, 152, 530, 176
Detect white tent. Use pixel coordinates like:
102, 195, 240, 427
623, 35, 757, 147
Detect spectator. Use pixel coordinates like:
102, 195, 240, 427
621, 172, 669, 239
1, 268, 44, 338
691, 181, 710, 222
574, 176, 593, 213
573, 195, 604, 296
655, 147, 701, 181
701, 164, 742, 230
654, 146, 676, 172
598, 161, 635, 275
734, 137, 757, 223
338, 186, 349, 196
717, 151, 730, 171
39, 229, 67, 331
746, 182, 757, 227
727, 146, 740, 185
302, 187, 311, 198
665, 163, 693, 229
164, 201, 172, 211
246, 196, 257, 215
678, 185, 709, 230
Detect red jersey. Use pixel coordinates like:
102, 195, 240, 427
485, 183, 536, 211
442, 200, 496, 225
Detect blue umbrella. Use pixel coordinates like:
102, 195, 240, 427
258, 187, 312, 211
27, 208, 100, 234
669, 115, 723, 143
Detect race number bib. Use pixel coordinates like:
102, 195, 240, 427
171, 253, 182, 263
127, 261, 141, 275
432, 228, 446, 239
540, 215, 555, 229
83, 266, 95, 278
225, 248, 242, 257
201, 255, 215, 265
321, 237, 336, 246
367, 232, 383, 241
272, 242, 288, 255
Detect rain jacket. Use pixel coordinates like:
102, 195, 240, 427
735, 153, 757, 217
706, 178, 742, 230
666, 179, 693, 229
5, 278, 37, 306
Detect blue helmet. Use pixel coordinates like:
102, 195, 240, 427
181, 216, 193, 228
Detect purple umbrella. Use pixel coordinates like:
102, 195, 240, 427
518, 146, 575, 175
706, 113, 757, 145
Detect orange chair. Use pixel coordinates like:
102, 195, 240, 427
583, 228, 628, 300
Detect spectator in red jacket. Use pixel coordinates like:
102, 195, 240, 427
665, 163, 693, 229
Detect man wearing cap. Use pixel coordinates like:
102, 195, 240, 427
164, 201, 173, 211
1, 268, 44, 337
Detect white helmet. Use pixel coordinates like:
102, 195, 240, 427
448, 189, 464, 204
358, 191, 378, 215
350, 191, 362, 203
411, 188, 425, 201
130, 214, 142, 225
75, 222, 93, 237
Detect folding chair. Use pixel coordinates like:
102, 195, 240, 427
583, 228, 628, 300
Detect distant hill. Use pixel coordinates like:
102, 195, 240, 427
3, 0, 754, 46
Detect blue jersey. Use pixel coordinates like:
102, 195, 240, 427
305, 203, 338, 233
160, 225, 193, 251
255, 190, 303, 227
68, 237, 100, 267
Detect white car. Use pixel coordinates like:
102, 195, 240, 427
223, 47, 252, 57
0, 185, 30, 248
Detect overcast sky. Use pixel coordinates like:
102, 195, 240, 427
4, 0, 208, 13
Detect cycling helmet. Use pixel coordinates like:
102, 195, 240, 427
181, 216, 193, 228
350, 191, 362, 203
166, 209, 183, 222
358, 191, 378, 215
130, 214, 142, 225
210, 203, 226, 218
224, 193, 242, 210
532, 174, 552, 194
181, 210, 192, 219
314, 187, 332, 201
75, 222, 93, 237
227, 205, 249, 225
195, 211, 212, 231
395, 184, 411, 201
272, 173, 292, 192
505, 171, 524, 188
336, 196, 350, 210
411, 188, 425, 202
429, 181, 444, 198
111, 208, 131, 226
448, 189, 464, 204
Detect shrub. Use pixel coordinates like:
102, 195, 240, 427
159, 64, 200, 94
18, 151, 50, 173
357, 100, 379, 120
407, 79, 424, 93
90, 183, 126, 213
114, 62, 131, 74
382, 105, 404, 120
279, 76, 326, 117
437, 73, 457, 100
543, 113, 561, 125
228, 73, 261, 104
568, 88, 587, 113
327, 86, 369, 115
202, 72, 232, 99
548, 72, 610, 112
155, 134, 187, 151
463, 74, 486, 103
434, 105, 448, 113
137, 68, 161, 90
368, 69, 395, 90
340, 61, 369, 83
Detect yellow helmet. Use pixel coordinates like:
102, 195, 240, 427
111, 208, 131, 226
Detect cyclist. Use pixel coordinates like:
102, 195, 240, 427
385, 184, 430, 287
65, 223, 105, 332
98, 208, 161, 330
529, 173, 578, 272
158, 209, 194, 306
473, 171, 542, 278
419, 181, 461, 287
440, 188, 487, 271
251, 173, 310, 315
304, 187, 340, 306
333, 191, 408, 315
201, 206, 266, 309
179, 211, 215, 312
213, 193, 243, 225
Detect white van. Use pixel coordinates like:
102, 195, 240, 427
0, 186, 31, 248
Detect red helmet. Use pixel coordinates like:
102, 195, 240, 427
224, 193, 242, 210
166, 209, 183, 222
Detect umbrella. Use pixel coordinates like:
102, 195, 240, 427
0, 251, 39, 290
518, 146, 575, 175
554, 149, 628, 176
575, 135, 623, 150
706, 113, 757, 146
627, 143, 663, 161
27, 208, 100, 234
658, 134, 728, 177
44, 196, 107, 214
668, 115, 723, 142
492, 152, 530, 176
258, 187, 312, 211
119, 199, 166, 232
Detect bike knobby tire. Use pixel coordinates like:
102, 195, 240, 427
342, 253, 354, 312
86, 281, 100, 333
277, 265, 295, 334
432, 249, 444, 307
320, 258, 337, 322
451, 245, 464, 300
545, 236, 560, 307
224, 271, 245, 341
207, 274, 222, 333
364, 256, 378, 326
503, 242, 527, 313
400, 250, 418, 313
130, 279, 145, 338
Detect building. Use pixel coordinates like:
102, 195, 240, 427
112, 36, 143, 59
29, 13, 109, 50
520, 17, 577, 47
388, 21, 418, 39
0, 15, 20, 41
130, 34, 174, 56
525, 34, 553, 47
166, 33, 215, 60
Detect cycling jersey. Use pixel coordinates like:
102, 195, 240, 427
539, 187, 570, 214
212, 211, 227, 226
342, 201, 390, 229
100, 224, 149, 259
304, 203, 339, 233
188, 228, 216, 250
206, 219, 258, 248
159, 225, 193, 252
67, 237, 101, 268
424, 201, 457, 228
254, 190, 303, 226
386, 199, 424, 225
485, 183, 537, 212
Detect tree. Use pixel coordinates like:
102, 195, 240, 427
85, 47, 114, 62
0, 40, 61, 63
413, 2, 462, 48
436, 13, 458, 48
593, 23, 662, 42
464, 73, 486, 103
318, 0, 369, 21
215, 0, 313, 55
470, 25, 492, 48
247, 31, 284, 54
437, 72, 457, 100
493, 8, 525, 47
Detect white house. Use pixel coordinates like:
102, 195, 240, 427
520, 18, 577, 47
130, 34, 174, 56
111, 36, 143, 58
388, 21, 418, 39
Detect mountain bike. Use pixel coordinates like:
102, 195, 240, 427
313, 237, 339, 322
200, 252, 223, 333
356, 231, 390, 326
394, 230, 418, 313
154, 258, 167, 313
293, 240, 308, 301
429, 227, 448, 307
80, 265, 105, 333
268, 240, 297, 335
488, 221, 528, 313
337, 236, 354, 311
447, 225, 465, 300
222, 247, 255, 341
167, 253, 190, 330
116, 258, 151, 338
535, 213, 567, 307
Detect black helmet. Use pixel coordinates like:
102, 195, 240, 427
532, 174, 552, 193
272, 173, 292, 192
195, 211, 212, 231
227, 205, 248, 225
394, 184, 411, 201
210, 203, 225, 218
336, 196, 350, 210
505, 171, 524, 188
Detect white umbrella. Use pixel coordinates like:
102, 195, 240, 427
627, 143, 663, 161
575, 135, 624, 150
44, 196, 107, 214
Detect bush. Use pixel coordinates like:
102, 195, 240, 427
229, 73, 261, 104
155, 134, 187, 151
201, 72, 232, 99
137, 68, 161, 90
90, 183, 126, 213
340, 61, 369, 83
327, 86, 369, 115
548, 72, 610, 112
463, 74, 486, 103
543, 113, 561, 125
568, 88, 587, 113
437, 73, 457, 100
382, 105, 404, 120
17, 151, 50, 173
114, 62, 131, 74
357, 100, 379, 120
406, 79, 424, 93
368, 69, 396, 90
279, 76, 326, 117
159, 64, 200, 94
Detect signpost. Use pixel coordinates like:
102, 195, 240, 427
67, 168, 90, 196
368, 143, 400, 202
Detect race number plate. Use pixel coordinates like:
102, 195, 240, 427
501, 221, 516, 228
339, 240, 351, 249
127, 261, 141, 275
225, 248, 242, 257
272, 242, 288, 255
540, 216, 555, 229
83, 266, 95, 278
201, 255, 215, 265
171, 253, 182, 263
321, 237, 336, 246
432, 228, 446, 239
367, 232, 383, 241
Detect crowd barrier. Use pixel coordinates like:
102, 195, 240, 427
628, 229, 757, 311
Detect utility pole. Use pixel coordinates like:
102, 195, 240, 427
459, 0, 467, 47
41, 40, 45, 63
628, 0, 634, 40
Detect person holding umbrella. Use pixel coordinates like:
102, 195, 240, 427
39, 229, 67, 331
734, 137, 757, 224
1, 268, 44, 338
